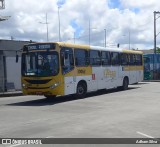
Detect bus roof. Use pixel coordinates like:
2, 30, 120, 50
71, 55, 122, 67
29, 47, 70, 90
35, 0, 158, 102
57, 42, 143, 54
23, 42, 143, 54
56, 42, 90, 49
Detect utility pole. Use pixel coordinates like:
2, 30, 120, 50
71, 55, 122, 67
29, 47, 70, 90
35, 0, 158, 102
58, 6, 61, 42
129, 29, 130, 50
104, 29, 106, 47
46, 13, 49, 42
89, 19, 90, 45
74, 32, 75, 44
154, 11, 160, 54
0, 0, 10, 22
153, 11, 160, 79
88, 19, 96, 45
39, 13, 49, 42
0, 0, 5, 9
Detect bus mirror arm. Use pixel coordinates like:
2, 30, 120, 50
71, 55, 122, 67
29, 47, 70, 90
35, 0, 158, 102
16, 51, 19, 63
15, 49, 22, 63
16, 54, 19, 63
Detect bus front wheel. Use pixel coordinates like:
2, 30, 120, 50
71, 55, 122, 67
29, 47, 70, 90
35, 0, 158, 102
76, 83, 87, 98
45, 95, 56, 99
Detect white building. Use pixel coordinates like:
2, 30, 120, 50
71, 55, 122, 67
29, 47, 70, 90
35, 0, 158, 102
0, 39, 29, 92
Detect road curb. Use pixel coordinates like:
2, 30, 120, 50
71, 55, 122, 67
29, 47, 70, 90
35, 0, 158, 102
142, 80, 160, 82
0, 92, 23, 98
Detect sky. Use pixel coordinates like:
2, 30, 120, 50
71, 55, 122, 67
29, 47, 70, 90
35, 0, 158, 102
0, 0, 160, 50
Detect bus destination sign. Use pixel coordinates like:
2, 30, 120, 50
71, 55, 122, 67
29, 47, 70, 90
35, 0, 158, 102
26, 44, 55, 50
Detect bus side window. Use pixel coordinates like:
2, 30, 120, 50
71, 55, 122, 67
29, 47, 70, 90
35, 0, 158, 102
101, 51, 111, 66
75, 49, 89, 67
135, 54, 142, 65
61, 47, 74, 74
90, 50, 101, 66
139, 55, 143, 65
129, 54, 135, 65
111, 52, 120, 66
121, 53, 128, 65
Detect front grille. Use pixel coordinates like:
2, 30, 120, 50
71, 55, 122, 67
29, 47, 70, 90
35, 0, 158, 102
25, 79, 51, 84
27, 87, 50, 89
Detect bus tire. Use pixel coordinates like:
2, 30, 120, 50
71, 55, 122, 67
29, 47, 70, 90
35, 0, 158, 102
122, 77, 128, 90
45, 95, 56, 99
76, 82, 87, 98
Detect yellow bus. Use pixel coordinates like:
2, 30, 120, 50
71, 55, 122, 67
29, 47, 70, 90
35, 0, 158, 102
21, 42, 143, 99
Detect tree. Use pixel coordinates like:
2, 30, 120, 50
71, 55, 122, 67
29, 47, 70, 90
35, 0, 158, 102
156, 47, 160, 53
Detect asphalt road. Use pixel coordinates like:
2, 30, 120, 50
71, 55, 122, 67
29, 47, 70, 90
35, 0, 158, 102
0, 82, 160, 147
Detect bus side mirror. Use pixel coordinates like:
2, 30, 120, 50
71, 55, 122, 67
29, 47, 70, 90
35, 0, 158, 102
117, 43, 120, 48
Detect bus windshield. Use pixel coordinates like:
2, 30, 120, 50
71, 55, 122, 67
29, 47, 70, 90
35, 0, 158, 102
22, 51, 59, 77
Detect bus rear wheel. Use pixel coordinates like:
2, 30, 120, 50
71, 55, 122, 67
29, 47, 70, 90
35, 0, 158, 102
76, 83, 87, 98
122, 77, 128, 90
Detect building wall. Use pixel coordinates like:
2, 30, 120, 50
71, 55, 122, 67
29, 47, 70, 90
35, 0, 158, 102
0, 40, 29, 54
0, 53, 4, 92
6, 57, 22, 90
0, 40, 29, 91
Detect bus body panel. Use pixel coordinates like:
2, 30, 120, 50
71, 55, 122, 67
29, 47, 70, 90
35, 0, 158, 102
92, 66, 121, 89
63, 65, 92, 95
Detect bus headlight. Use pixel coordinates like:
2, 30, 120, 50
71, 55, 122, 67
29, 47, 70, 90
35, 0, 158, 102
22, 83, 28, 89
50, 82, 60, 89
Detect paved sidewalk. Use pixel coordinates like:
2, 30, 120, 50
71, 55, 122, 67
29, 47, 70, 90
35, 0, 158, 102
0, 91, 23, 97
